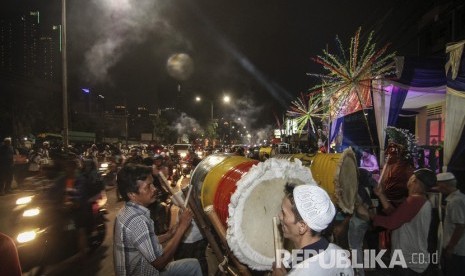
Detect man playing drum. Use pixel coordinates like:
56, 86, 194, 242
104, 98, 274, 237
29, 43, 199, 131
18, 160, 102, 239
113, 164, 202, 276
272, 184, 353, 276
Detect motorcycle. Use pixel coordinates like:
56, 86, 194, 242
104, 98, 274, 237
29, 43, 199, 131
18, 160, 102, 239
98, 160, 118, 187
12, 189, 108, 273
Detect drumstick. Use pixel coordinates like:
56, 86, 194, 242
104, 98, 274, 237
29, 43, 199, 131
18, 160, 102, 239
377, 162, 388, 186
183, 185, 193, 209
159, 171, 185, 209
272, 217, 282, 264
204, 205, 227, 240
159, 172, 242, 275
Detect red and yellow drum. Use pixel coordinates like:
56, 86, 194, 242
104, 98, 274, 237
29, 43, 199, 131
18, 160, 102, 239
189, 148, 357, 271
190, 154, 316, 270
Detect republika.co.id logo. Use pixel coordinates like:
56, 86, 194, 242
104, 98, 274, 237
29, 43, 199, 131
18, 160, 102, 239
276, 249, 439, 269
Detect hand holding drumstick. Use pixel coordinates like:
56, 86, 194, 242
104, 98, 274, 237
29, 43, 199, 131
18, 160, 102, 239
272, 217, 287, 275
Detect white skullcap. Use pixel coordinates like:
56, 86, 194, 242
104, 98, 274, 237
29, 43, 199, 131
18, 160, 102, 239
437, 172, 455, 182
293, 185, 336, 232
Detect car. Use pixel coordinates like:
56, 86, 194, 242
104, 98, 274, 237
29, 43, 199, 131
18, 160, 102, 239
172, 144, 192, 158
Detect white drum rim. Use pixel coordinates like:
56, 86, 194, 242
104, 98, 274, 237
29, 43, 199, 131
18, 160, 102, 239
226, 158, 317, 270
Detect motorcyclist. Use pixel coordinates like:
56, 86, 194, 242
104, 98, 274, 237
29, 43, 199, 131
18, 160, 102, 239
153, 154, 165, 169
170, 148, 181, 165
143, 157, 171, 234
185, 149, 201, 168
46, 154, 91, 260
124, 148, 144, 164
102, 145, 112, 162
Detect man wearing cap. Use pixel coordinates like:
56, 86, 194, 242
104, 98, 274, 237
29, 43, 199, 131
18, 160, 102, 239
371, 168, 436, 275
273, 183, 353, 276
435, 172, 465, 276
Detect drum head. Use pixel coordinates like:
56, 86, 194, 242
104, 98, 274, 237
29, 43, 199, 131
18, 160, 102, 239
227, 158, 317, 270
334, 149, 358, 214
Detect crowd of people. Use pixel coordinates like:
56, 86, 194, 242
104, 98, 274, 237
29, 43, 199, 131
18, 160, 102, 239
111, 140, 464, 276
1, 133, 464, 276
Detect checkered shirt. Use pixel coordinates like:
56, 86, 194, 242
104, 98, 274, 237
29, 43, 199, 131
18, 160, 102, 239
114, 201, 163, 276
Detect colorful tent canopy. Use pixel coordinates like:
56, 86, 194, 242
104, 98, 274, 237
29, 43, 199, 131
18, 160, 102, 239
372, 40, 465, 170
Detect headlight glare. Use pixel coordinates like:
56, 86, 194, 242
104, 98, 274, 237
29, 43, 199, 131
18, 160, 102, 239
16, 196, 33, 205
17, 230, 37, 243
23, 208, 40, 217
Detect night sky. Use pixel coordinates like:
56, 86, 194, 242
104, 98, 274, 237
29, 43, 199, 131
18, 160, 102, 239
3, 0, 437, 129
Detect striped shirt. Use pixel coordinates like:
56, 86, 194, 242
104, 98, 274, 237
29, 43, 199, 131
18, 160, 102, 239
114, 201, 163, 276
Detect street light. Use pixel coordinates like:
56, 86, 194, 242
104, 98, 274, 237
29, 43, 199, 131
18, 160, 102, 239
195, 96, 213, 121
195, 95, 231, 121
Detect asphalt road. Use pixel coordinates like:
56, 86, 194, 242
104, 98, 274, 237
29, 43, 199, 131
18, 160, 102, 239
0, 184, 122, 276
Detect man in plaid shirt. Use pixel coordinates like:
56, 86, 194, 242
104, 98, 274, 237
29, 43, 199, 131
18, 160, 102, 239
114, 164, 202, 276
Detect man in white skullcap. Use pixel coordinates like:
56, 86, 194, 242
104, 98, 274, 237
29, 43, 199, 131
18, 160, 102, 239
435, 172, 465, 276
273, 183, 353, 276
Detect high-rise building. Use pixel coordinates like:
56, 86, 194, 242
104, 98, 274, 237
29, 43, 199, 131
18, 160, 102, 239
39, 35, 58, 81
0, 10, 60, 82
0, 17, 14, 73
22, 11, 40, 78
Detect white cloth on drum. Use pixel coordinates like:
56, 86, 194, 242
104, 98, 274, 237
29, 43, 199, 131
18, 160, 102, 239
294, 185, 336, 232
227, 158, 317, 271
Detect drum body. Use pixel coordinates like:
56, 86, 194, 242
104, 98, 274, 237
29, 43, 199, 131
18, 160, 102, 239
273, 149, 358, 214
258, 146, 274, 161
310, 149, 358, 214
190, 154, 257, 211
190, 154, 316, 270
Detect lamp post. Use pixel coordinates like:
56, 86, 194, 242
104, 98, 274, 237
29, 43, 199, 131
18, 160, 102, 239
195, 95, 231, 121
61, 0, 69, 150
195, 96, 214, 120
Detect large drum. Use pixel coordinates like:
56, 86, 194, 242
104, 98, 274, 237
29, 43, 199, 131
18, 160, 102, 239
258, 146, 275, 161
191, 154, 317, 270
272, 149, 358, 214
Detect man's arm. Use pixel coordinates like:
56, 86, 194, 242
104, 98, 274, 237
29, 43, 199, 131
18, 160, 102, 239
373, 196, 426, 230
445, 224, 465, 256
373, 184, 395, 215
150, 208, 193, 270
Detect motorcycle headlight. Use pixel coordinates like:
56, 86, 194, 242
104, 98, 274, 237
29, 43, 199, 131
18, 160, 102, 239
16, 196, 33, 205
180, 152, 187, 158
17, 230, 38, 243
23, 207, 40, 217
181, 163, 187, 168
100, 163, 109, 169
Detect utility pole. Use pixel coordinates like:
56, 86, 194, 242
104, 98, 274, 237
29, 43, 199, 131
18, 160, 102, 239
62, 0, 69, 150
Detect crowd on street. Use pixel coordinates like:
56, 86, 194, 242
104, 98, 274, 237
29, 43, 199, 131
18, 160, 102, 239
0, 133, 464, 276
